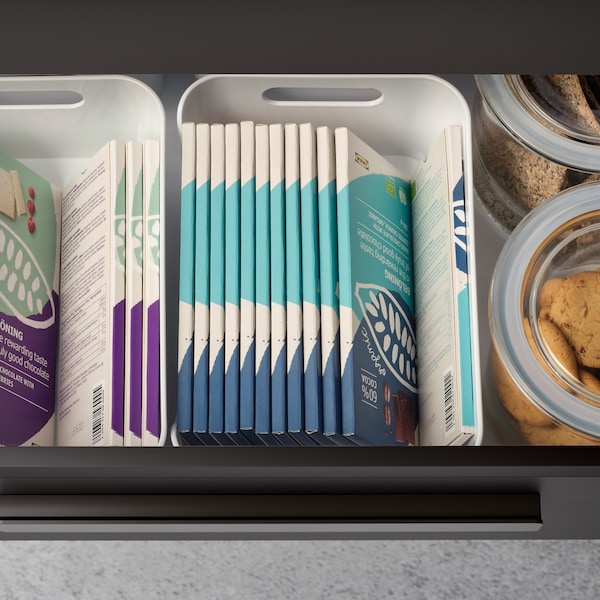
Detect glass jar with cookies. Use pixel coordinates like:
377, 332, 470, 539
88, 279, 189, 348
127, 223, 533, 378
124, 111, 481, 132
473, 74, 600, 238
486, 181, 600, 445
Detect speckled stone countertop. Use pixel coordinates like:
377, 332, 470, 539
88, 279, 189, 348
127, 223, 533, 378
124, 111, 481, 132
0, 540, 599, 599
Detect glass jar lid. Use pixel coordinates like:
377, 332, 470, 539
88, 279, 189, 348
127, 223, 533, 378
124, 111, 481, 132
475, 75, 600, 172
490, 181, 600, 438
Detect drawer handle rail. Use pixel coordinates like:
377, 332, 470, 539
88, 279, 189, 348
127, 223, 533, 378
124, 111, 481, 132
0, 493, 542, 535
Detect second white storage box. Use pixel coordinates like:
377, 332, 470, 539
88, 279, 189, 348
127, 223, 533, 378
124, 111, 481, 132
175, 74, 483, 446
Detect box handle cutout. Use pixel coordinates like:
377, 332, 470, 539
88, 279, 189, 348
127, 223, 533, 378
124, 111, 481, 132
262, 87, 383, 107
0, 90, 84, 108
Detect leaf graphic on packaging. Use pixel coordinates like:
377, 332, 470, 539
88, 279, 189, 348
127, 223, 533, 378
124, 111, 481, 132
114, 215, 126, 270
147, 215, 160, 271
130, 215, 144, 271
0, 220, 55, 328
355, 282, 417, 393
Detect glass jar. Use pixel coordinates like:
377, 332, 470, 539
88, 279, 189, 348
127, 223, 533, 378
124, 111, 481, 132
472, 74, 600, 238
487, 181, 600, 445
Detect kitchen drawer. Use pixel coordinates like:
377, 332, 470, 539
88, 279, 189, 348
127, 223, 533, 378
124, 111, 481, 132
1, 75, 599, 541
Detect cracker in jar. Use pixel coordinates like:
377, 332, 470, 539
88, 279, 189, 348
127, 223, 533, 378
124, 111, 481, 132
539, 277, 565, 311
578, 368, 600, 395
522, 74, 600, 136
492, 342, 554, 428
537, 316, 579, 379
579, 75, 600, 112
494, 316, 582, 430
520, 421, 600, 446
547, 74, 600, 135
545, 270, 600, 368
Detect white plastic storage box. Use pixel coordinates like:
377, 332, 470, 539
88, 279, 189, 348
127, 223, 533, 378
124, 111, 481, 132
0, 75, 167, 446
175, 74, 483, 446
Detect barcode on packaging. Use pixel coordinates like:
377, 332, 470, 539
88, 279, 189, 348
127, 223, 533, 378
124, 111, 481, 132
92, 382, 105, 445
443, 368, 455, 434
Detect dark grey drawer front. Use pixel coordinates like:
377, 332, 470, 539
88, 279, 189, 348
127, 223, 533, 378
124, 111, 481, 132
1, 446, 599, 539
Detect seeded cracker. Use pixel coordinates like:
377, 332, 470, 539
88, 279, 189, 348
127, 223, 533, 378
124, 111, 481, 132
579, 75, 600, 112
476, 74, 600, 234
479, 124, 568, 212
547, 74, 600, 135
522, 74, 600, 136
